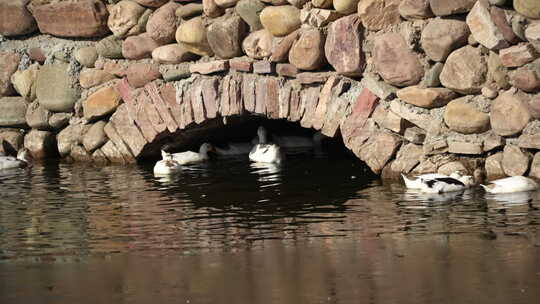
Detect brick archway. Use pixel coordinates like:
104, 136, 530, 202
105, 73, 390, 173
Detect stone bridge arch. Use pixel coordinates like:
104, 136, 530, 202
104, 71, 399, 175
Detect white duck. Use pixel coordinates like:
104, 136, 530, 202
481, 176, 539, 194
249, 127, 282, 164
164, 143, 214, 165
402, 172, 465, 189
419, 175, 475, 194
153, 152, 182, 176
0, 148, 32, 170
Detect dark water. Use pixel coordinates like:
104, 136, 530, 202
1, 153, 540, 304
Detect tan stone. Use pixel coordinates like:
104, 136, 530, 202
11, 69, 38, 101
207, 15, 248, 59
359, 131, 402, 174
491, 90, 532, 136
530, 153, 540, 180
438, 161, 468, 175
440, 46, 487, 94
511, 67, 540, 93
312, 0, 333, 9
429, 0, 476, 16
151, 44, 198, 64
122, 34, 161, 60
443, 97, 490, 134
260, 5, 301, 37
289, 29, 326, 71
0, 51, 20, 97
466, 0, 509, 50
270, 30, 299, 63
175, 17, 214, 57
242, 29, 274, 59
421, 19, 470, 62
499, 44, 537, 68
203, 0, 224, 18
448, 141, 483, 155
398, 0, 432, 20
397, 86, 457, 109
83, 121, 108, 152
146, 1, 180, 44
24, 129, 56, 159
79, 69, 117, 89
126, 63, 161, 88
75, 47, 98, 68
518, 133, 540, 150
390, 143, 422, 174
83, 87, 122, 121
515, 0, 540, 20
189, 60, 229, 74
108, 0, 148, 38
334, 0, 359, 14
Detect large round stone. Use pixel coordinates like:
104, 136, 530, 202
0, 51, 20, 97
36, 64, 80, 113
503, 145, 531, 176
152, 44, 198, 64
146, 1, 180, 44
260, 5, 301, 37
175, 17, 214, 57
515, 0, 540, 19
83, 86, 122, 121
397, 86, 457, 109
373, 33, 424, 87
334, 0, 359, 14
122, 34, 160, 60
324, 14, 365, 76
443, 97, 490, 134
440, 46, 487, 94
108, 0, 148, 38
83, 120, 108, 152
491, 90, 532, 136
289, 29, 326, 71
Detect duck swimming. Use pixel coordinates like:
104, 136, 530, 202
164, 143, 214, 165
153, 152, 182, 175
402, 172, 467, 189
480, 176, 539, 194
0, 148, 32, 170
249, 127, 282, 164
419, 175, 475, 194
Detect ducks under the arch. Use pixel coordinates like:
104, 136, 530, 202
153, 152, 182, 176
164, 143, 214, 165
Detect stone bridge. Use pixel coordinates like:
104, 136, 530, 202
102, 69, 398, 174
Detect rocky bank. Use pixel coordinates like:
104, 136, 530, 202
1, 0, 540, 180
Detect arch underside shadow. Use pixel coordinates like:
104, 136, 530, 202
104, 73, 391, 174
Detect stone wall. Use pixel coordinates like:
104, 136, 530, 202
1, 0, 540, 180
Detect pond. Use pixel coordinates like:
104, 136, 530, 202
1, 151, 539, 304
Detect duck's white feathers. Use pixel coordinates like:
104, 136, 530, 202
153, 158, 182, 175
249, 144, 282, 164
0, 148, 32, 170
402, 173, 450, 189
481, 176, 539, 193
165, 143, 213, 165
419, 177, 469, 193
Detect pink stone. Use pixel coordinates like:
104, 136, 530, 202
160, 84, 183, 127
108, 104, 147, 157
229, 60, 252, 72
511, 68, 540, 93
126, 63, 161, 88
499, 44, 537, 68
288, 87, 302, 122
373, 33, 423, 87
242, 74, 257, 112
340, 88, 379, 146
312, 76, 340, 130
146, 1, 180, 44
0, 0, 37, 36
228, 75, 243, 116
254, 77, 266, 115
324, 14, 365, 76
189, 60, 229, 74
145, 82, 179, 133
31, 0, 110, 38
201, 78, 219, 118
270, 30, 299, 63
122, 34, 161, 60
300, 86, 321, 128
219, 76, 231, 116
296, 72, 335, 84
266, 77, 280, 119
276, 63, 298, 78
190, 80, 206, 124
253, 61, 274, 74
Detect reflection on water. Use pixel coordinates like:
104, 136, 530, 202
0, 155, 540, 304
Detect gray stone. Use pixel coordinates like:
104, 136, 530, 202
49, 113, 71, 129
25, 101, 51, 130
83, 120, 108, 152
404, 126, 426, 144
96, 35, 124, 59
36, 64, 80, 112
236, 0, 265, 32
75, 47, 98, 68
422, 63, 444, 87
448, 141, 483, 155
0, 97, 28, 127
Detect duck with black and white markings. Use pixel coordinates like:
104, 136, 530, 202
402, 171, 470, 189
419, 175, 475, 194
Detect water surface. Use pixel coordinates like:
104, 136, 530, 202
1, 153, 539, 304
